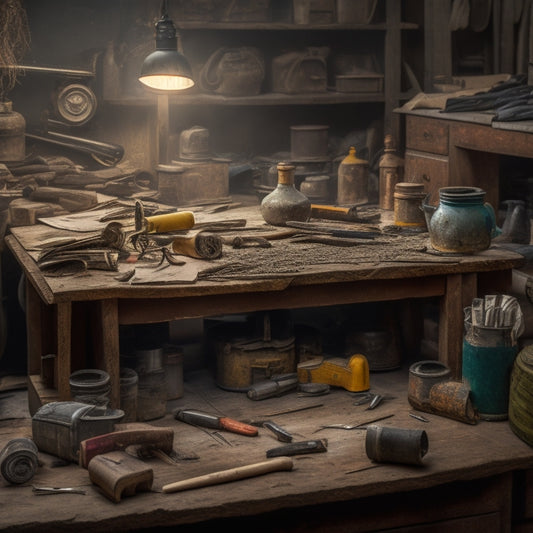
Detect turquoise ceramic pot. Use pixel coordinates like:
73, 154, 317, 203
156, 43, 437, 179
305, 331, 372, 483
423, 186, 500, 254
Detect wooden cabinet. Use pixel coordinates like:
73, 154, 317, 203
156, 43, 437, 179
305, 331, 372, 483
404, 114, 450, 202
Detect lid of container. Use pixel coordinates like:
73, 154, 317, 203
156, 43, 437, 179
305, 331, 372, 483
395, 182, 425, 194
341, 146, 368, 165
303, 174, 330, 183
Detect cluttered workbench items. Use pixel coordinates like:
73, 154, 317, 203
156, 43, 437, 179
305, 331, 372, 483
2, 355, 533, 533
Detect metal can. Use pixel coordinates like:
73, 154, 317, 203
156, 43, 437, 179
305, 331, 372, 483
393, 182, 427, 227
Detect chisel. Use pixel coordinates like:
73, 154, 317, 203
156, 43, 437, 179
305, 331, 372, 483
175, 409, 258, 436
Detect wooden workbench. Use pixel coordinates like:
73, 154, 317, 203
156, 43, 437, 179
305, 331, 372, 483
4, 203, 525, 414
1, 368, 533, 532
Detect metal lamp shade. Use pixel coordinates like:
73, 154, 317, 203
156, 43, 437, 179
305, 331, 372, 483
139, 12, 194, 92
139, 50, 194, 91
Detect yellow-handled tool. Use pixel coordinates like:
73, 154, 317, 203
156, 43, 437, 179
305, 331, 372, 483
135, 201, 195, 233
297, 354, 370, 392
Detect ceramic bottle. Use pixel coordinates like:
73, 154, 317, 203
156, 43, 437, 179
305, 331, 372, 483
260, 162, 311, 226
337, 146, 368, 206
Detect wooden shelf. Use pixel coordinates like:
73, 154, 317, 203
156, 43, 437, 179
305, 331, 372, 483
105, 91, 386, 107
174, 22, 419, 31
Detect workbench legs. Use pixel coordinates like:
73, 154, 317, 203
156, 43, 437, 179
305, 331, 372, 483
25, 277, 120, 415
439, 273, 477, 378
24, 269, 513, 414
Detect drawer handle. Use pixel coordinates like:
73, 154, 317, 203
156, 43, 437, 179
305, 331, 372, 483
423, 131, 432, 140
422, 174, 430, 182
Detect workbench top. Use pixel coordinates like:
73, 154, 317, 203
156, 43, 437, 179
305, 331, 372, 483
1, 367, 532, 532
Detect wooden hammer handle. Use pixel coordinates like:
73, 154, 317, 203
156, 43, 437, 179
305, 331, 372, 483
162, 457, 293, 493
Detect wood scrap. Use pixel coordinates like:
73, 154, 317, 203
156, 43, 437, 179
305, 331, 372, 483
23, 186, 99, 212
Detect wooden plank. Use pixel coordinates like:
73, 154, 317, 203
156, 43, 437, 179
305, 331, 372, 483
384, 0, 402, 140
117, 277, 446, 325
439, 273, 475, 378
92, 298, 120, 408
56, 301, 71, 400
25, 279, 43, 377
424, 0, 452, 90
499, 0, 515, 73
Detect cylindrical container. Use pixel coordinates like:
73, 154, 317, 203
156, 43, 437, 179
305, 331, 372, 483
136, 369, 167, 421
0, 438, 39, 484
428, 380, 478, 424
408, 360, 451, 410
69, 369, 111, 408
0, 101, 25, 162
337, 146, 369, 206
299, 174, 330, 203
135, 347, 164, 374
509, 345, 533, 446
345, 330, 400, 371
119, 367, 138, 423
378, 134, 404, 210
337, 0, 377, 23
290, 125, 329, 161
165, 348, 184, 400
260, 162, 311, 226
156, 163, 185, 206
425, 187, 498, 254
293, 0, 311, 24
365, 425, 428, 465
462, 321, 518, 420
394, 182, 427, 227
500, 199, 530, 244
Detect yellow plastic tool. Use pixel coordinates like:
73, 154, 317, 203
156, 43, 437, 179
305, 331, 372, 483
135, 200, 195, 233
297, 354, 370, 392
144, 211, 195, 233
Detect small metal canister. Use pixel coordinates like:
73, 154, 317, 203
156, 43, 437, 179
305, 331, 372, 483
408, 360, 451, 411
32, 402, 124, 462
394, 182, 427, 228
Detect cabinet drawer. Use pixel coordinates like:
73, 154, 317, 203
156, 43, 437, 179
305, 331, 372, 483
406, 115, 449, 155
405, 149, 449, 204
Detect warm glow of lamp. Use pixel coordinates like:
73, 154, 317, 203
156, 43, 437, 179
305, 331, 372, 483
139, 2, 194, 92
139, 1, 194, 165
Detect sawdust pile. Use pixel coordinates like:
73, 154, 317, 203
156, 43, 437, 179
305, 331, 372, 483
198, 227, 437, 281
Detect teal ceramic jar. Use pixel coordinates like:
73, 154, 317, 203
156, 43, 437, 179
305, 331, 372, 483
423, 186, 499, 254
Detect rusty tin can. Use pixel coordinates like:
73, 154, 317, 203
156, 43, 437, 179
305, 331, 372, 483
394, 182, 427, 227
